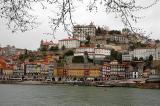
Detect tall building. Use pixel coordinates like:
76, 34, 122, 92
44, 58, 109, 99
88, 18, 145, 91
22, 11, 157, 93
73, 22, 96, 41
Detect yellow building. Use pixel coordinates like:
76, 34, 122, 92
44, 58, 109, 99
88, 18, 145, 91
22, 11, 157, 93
53, 68, 58, 76
67, 69, 84, 77
56, 68, 64, 76
56, 68, 100, 78
3, 69, 13, 75
89, 69, 100, 77
3, 68, 13, 79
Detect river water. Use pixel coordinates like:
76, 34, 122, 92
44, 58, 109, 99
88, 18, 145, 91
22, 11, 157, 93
0, 84, 160, 106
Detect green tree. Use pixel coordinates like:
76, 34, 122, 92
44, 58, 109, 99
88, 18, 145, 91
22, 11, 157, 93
29, 55, 37, 62
149, 55, 153, 62
61, 45, 66, 50
122, 28, 131, 33
96, 26, 101, 35
139, 57, 144, 61
19, 54, 28, 62
133, 57, 138, 61
64, 50, 74, 57
85, 35, 91, 46
108, 30, 121, 34
49, 46, 59, 51
117, 52, 122, 63
155, 39, 160, 44
110, 49, 117, 61
97, 44, 100, 48
72, 56, 84, 63
145, 55, 153, 68
40, 46, 47, 51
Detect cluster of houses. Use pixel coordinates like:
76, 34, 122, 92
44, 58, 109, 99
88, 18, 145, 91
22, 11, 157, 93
0, 23, 160, 81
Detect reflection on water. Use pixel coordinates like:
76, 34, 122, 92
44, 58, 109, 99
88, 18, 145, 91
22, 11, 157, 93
0, 84, 160, 106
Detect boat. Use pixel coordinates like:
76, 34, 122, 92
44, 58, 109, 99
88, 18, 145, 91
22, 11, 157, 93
96, 84, 114, 87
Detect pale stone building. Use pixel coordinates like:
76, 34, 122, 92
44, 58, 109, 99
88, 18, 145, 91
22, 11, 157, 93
58, 38, 80, 49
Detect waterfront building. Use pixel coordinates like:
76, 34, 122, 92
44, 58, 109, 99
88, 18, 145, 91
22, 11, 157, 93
56, 68, 64, 77
3, 66, 13, 79
110, 62, 128, 80
126, 61, 144, 79
0, 57, 6, 78
101, 60, 129, 80
56, 64, 100, 80
101, 63, 111, 81
58, 38, 80, 49
25, 60, 55, 80
26, 64, 40, 79
13, 63, 25, 78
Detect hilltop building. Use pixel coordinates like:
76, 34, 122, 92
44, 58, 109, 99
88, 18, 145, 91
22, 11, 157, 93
73, 22, 96, 41
58, 38, 80, 49
40, 40, 58, 50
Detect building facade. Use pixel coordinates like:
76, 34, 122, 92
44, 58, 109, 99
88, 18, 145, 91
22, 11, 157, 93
73, 23, 96, 41
58, 38, 80, 49
101, 61, 129, 80
74, 46, 111, 60
127, 48, 160, 60
56, 67, 100, 79
122, 53, 133, 61
40, 40, 58, 50
109, 34, 129, 44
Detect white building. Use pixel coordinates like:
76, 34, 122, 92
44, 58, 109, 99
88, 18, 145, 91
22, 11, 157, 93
122, 47, 160, 61
130, 48, 156, 60
132, 48, 155, 60
155, 47, 160, 60
122, 54, 133, 61
109, 34, 129, 44
132, 72, 139, 79
74, 46, 111, 60
58, 38, 80, 49
73, 23, 96, 41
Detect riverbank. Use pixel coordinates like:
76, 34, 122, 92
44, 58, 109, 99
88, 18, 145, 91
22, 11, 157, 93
0, 80, 160, 89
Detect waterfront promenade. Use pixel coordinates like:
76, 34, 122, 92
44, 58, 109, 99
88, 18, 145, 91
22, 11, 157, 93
0, 78, 160, 89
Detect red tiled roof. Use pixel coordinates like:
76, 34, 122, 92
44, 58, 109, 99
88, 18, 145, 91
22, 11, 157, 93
41, 40, 57, 46
0, 58, 7, 69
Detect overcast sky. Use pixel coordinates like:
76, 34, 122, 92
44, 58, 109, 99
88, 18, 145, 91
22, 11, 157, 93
0, 1, 160, 50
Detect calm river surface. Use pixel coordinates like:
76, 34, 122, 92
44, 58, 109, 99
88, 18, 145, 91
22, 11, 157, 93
0, 84, 160, 106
